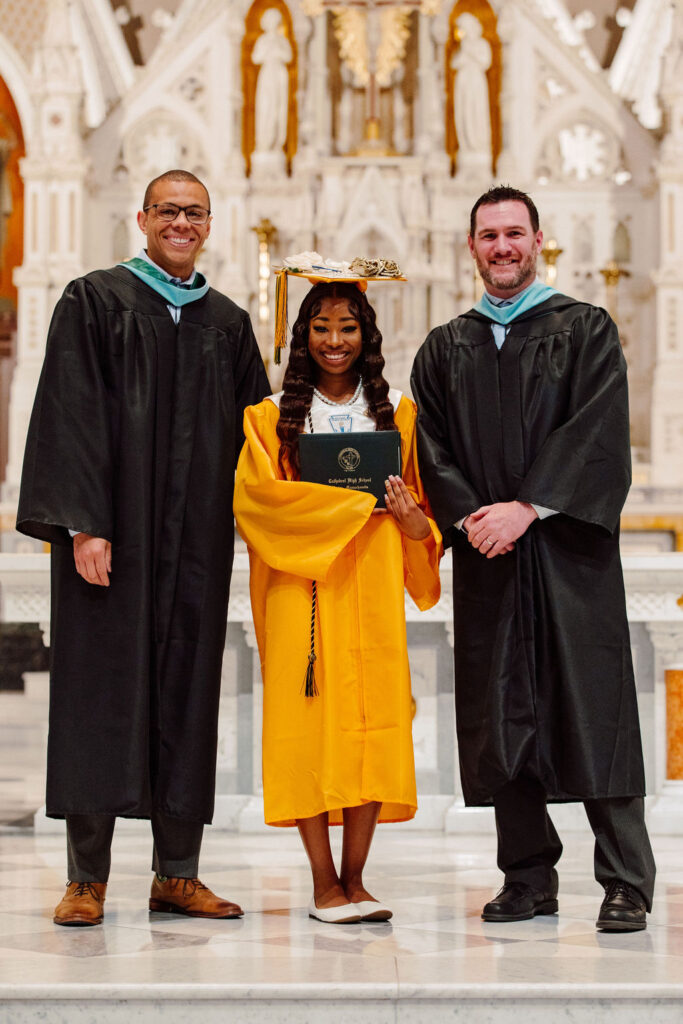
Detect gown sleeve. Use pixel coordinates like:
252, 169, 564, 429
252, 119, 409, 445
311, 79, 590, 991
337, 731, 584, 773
16, 278, 114, 546
395, 397, 442, 611
234, 401, 377, 581
516, 307, 631, 535
231, 312, 271, 455
411, 326, 484, 548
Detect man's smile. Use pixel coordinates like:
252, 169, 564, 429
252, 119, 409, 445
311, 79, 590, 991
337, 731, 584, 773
164, 235, 194, 247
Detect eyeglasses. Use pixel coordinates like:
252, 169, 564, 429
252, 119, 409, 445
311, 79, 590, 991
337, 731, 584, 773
143, 203, 211, 225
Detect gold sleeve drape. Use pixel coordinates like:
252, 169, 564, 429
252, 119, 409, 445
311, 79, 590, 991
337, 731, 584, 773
234, 395, 442, 826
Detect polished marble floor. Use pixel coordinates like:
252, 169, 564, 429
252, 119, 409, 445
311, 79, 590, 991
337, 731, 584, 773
0, 825, 682, 1022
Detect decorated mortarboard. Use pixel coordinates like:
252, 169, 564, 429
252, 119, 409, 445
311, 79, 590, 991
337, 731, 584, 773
273, 252, 406, 364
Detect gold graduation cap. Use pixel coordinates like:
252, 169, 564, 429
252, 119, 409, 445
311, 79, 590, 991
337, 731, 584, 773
273, 256, 406, 364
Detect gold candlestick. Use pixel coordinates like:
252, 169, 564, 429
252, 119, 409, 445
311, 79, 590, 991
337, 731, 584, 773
252, 218, 277, 367
541, 238, 563, 288
599, 259, 630, 328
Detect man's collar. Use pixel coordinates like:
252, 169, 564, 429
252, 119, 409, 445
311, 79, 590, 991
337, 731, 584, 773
484, 280, 537, 307
138, 249, 196, 286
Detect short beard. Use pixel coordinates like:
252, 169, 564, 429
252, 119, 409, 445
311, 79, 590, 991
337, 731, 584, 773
475, 250, 538, 294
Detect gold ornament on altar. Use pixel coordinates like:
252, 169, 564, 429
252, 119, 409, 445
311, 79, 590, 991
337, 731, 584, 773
541, 237, 563, 288
333, 6, 412, 88
307, 1, 442, 154
333, 8, 368, 86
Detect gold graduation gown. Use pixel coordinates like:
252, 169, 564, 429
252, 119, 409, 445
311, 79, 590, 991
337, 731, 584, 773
234, 394, 442, 826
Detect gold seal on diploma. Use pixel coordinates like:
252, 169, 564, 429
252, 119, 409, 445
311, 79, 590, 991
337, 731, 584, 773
338, 447, 361, 472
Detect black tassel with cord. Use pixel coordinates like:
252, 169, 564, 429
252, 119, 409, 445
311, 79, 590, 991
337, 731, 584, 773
302, 579, 319, 697
303, 652, 318, 698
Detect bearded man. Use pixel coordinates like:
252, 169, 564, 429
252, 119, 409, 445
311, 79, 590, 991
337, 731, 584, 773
411, 185, 655, 932
17, 169, 269, 926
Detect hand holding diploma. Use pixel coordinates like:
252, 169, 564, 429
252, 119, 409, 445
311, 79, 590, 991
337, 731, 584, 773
383, 475, 431, 540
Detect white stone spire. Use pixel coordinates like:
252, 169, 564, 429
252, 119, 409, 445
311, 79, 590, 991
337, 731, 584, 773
4, 0, 88, 501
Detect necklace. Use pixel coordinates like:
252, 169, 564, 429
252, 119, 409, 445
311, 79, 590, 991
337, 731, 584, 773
313, 376, 363, 407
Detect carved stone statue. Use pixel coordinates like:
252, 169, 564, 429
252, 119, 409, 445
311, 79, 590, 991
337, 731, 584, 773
451, 12, 492, 174
336, 64, 355, 155
253, 8, 292, 155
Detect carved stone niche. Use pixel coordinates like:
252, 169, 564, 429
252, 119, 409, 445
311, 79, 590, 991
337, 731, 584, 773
123, 111, 207, 182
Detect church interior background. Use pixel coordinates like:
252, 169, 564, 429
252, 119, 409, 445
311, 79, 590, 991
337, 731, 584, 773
1, 0, 683, 1019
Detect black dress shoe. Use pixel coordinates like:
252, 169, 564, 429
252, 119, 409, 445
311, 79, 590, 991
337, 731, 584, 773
481, 881, 558, 922
596, 880, 647, 932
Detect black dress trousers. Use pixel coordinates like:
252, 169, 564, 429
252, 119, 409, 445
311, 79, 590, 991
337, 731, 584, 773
493, 775, 656, 909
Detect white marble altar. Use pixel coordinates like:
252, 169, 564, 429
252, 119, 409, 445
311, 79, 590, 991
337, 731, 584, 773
2, 549, 682, 835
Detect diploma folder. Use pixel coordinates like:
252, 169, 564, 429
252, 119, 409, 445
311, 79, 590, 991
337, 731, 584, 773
299, 431, 401, 503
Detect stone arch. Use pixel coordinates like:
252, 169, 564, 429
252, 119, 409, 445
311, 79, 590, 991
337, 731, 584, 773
0, 35, 34, 141
613, 221, 631, 264
0, 74, 25, 313
0, 71, 24, 488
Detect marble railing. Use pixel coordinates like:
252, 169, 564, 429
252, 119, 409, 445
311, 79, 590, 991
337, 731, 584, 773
1, 550, 683, 833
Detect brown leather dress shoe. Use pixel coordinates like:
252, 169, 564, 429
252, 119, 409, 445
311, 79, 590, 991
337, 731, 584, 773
149, 876, 243, 918
54, 881, 107, 926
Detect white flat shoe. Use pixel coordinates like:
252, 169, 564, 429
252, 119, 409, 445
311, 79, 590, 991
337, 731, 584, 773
307, 898, 362, 924
352, 900, 393, 922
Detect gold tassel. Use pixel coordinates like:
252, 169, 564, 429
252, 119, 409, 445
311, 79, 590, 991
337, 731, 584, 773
274, 269, 288, 365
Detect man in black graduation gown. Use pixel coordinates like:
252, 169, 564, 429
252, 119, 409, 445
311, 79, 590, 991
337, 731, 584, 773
411, 185, 655, 932
17, 169, 269, 925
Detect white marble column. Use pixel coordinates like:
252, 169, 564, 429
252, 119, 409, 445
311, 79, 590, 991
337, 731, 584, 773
415, 14, 442, 156
308, 11, 331, 159
493, 1, 518, 181
233, 620, 269, 833
650, 5, 683, 486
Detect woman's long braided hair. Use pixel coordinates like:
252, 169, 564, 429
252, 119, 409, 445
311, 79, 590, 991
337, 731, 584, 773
276, 281, 397, 477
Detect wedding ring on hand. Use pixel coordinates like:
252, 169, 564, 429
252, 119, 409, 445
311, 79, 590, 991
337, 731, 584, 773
485, 538, 494, 546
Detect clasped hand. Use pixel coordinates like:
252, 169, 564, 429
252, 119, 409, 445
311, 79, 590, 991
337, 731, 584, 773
73, 533, 112, 586
372, 475, 431, 541
464, 501, 538, 559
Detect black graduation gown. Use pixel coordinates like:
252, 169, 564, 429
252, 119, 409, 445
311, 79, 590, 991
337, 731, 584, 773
411, 294, 645, 805
17, 267, 270, 822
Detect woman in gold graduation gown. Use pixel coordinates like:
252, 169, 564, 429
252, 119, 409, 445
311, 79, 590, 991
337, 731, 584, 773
234, 281, 441, 923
